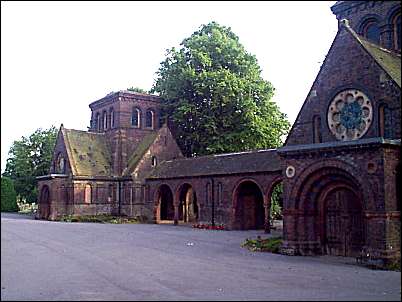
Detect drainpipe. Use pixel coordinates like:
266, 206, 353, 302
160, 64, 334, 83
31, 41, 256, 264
211, 178, 215, 227
117, 180, 121, 216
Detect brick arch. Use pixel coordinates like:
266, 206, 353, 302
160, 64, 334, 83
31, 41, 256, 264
265, 175, 284, 207
231, 177, 264, 210
175, 182, 199, 223
289, 159, 374, 211
231, 178, 265, 230
39, 185, 51, 219
154, 183, 174, 222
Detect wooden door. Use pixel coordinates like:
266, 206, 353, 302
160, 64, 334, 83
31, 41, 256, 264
324, 188, 363, 257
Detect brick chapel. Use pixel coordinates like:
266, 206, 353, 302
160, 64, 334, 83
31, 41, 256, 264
37, 1, 401, 264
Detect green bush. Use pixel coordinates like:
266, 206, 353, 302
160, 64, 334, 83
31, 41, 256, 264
241, 236, 283, 253
1, 177, 19, 212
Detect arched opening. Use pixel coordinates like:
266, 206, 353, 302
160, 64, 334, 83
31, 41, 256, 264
109, 107, 115, 129
132, 108, 140, 128
102, 111, 108, 130
177, 184, 198, 223
158, 184, 174, 221
151, 156, 157, 167
233, 180, 264, 230
96, 112, 101, 131
361, 19, 380, 44
268, 181, 283, 232
378, 103, 392, 138
392, 11, 401, 51
313, 115, 322, 143
39, 185, 50, 219
146, 110, 154, 129
320, 184, 363, 257
296, 167, 365, 257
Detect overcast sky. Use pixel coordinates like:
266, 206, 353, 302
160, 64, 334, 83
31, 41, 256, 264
1, 1, 338, 172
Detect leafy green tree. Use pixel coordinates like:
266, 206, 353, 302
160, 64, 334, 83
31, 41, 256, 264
152, 21, 290, 156
3, 126, 58, 203
1, 176, 18, 212
127, 87, 148, 94
270, 183, 283, 220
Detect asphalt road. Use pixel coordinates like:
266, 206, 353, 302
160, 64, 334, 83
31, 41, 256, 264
1, 213, 401, 301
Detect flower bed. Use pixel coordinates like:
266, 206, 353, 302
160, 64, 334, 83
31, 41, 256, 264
192, 223, 225, 230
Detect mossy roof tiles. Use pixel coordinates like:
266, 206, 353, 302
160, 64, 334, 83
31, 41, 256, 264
63, 128, 112, 176
123, 132, 158, 176
147, 149, 280, 179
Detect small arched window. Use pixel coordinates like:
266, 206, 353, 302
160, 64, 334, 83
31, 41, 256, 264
109, 107, 115, 129
361, 19, 380, 44
151, 156, 157, 167
55, 153, 65, 174
313, 115, 322, 143
392, 12, 401, 51
84, 184, 92, 204
146, 110, 154, 129
379, 103, 392, 138
96, 112, 101, 131
132, 108, 140, 128
102, 111, 108, 130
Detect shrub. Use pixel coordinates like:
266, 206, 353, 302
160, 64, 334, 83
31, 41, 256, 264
1, 177, 18, 212
241, 236, 282, 253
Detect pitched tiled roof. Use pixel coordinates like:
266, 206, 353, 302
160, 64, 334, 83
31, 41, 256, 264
62, 128, 112, 176
343, 20, 401, 87
123, 132, 158, 176
147, 149, 280, 179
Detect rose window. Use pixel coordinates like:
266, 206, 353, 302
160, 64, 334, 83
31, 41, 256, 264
328, 89, 372, 141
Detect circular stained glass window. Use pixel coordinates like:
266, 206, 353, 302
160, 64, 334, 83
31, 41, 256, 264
327, 89, 373, 141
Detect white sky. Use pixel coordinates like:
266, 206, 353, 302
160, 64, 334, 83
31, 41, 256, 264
1, 1, 338, 172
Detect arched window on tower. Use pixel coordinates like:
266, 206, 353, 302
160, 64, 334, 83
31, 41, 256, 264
132, 108, 140, 128
379, 103, 392, 138
96, 112, 101, 131
146, 110, 154, 129
361, 19, 380, 45
313, 115, 322, 143
102, 111, 108, 130
109, 107, 115, 129
392, 11, 401, 51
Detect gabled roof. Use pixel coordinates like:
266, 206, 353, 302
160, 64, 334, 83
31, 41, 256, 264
147, 149, 281, 180
62, 127, 112, 176
342, 20, 401, 87
123, 131, 158, 176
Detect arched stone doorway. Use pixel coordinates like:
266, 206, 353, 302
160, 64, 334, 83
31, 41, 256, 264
39, 185, 50, 219
233, 180, 265, 230
177, 183, 198, 223
319, 184, 363, 257
294, 166, 365, 257
157, 184, 174, 221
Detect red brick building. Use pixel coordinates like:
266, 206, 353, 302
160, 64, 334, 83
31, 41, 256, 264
38, 1, 400, 264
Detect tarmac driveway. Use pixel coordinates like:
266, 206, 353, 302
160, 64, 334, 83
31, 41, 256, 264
1, 213, 400, 301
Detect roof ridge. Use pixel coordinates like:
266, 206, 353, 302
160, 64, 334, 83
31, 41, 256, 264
161, 148, 278, 164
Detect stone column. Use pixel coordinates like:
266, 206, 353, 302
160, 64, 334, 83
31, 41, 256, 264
174, 205, 179, 225
264, 204, 271, 234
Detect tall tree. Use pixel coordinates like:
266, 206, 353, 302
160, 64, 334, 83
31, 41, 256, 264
152, 21, 290, 156
3, 126, 58, 203
1, 177, 18, 212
